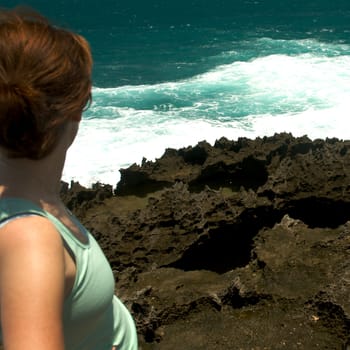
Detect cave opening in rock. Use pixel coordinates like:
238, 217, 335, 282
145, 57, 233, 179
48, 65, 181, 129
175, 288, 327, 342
166, 224, 253, 274
287, 197, 350, 228
166, 207, 282, 274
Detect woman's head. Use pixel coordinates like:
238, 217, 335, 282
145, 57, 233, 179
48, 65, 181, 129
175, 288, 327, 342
0, 7, 92, 159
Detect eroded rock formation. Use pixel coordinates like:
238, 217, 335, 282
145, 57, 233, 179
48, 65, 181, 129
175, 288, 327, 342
62, 133, 350, 349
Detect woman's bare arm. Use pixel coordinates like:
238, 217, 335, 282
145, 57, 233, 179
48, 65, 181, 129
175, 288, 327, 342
0, 215, 66, 350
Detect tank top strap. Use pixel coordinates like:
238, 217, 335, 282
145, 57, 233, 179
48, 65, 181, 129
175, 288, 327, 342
0, 197, 89, 253
0, 197, 47, 222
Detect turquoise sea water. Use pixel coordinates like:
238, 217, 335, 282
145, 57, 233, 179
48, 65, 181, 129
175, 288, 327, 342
3, 1, 350, 186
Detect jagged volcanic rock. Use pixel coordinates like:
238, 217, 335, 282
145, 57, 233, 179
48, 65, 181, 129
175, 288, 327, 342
62, 133, 350, 349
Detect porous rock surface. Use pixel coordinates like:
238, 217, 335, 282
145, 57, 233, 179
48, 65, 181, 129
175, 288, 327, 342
62, 133, 350, 349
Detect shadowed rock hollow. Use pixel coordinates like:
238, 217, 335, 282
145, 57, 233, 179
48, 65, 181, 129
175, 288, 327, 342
61, 133, 350, 349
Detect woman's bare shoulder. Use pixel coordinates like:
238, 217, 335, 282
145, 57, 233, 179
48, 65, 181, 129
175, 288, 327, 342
0, 214, 66, 349
0, 214, 63, 253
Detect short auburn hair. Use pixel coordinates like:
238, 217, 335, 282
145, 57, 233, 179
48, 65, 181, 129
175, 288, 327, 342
0, 7, 92, 159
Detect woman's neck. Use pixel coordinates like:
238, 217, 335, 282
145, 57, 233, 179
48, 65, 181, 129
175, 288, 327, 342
0, 147, 66, 206
0, 120, 79, 208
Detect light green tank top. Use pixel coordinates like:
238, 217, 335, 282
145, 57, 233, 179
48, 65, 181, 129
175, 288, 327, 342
0, 198, 138, 350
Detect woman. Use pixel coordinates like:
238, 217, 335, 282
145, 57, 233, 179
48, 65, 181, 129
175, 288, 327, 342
0, 7, 138, 350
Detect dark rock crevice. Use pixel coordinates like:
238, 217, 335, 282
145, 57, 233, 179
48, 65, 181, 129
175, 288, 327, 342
164, 223, 253, 273
314, 299, 350, 345
178, 141, 210, 165
189, 156, 268, 192
115, 168, 172, 196
284, 197, 350, 228
221, 284, 272, 309
165, 206, 283, 274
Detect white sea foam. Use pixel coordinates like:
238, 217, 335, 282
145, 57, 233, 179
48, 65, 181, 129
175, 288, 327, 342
63, 41, 350, 187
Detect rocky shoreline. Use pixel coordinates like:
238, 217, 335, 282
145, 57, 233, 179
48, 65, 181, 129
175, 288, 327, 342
61, 133, 350, 349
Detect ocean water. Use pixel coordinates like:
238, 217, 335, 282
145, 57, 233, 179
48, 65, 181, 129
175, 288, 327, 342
2, 1, 350, 186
